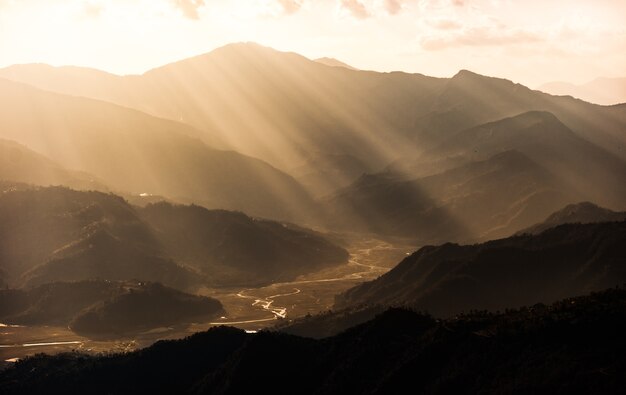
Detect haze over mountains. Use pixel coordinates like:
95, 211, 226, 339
1, 40, 626, 392
2, 43, 626, 245
540, 77, 626, 106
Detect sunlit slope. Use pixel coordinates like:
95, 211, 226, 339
336, 221, 626, 316
416, 70, 626, 160
0, 78, 318, 222
0, 138, 106, 191
0, 43, 447, 181
0, 184, 347, 289
3, 43, 626, 168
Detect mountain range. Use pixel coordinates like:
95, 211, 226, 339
336, 220, 626, 316
540, 77, 626, 106
0, 78, 318, 223
2, 43, 625, 242
0, 183, 347, 289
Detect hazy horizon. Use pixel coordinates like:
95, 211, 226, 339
1, 0, 626, 88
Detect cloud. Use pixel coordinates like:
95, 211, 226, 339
277, 0, 303, 15
83, 2, 104, 19
172, 0, 205, 20
431, 18, 462, 30
383, 0, 402, 15
340, 0, 370, 19
420, 17, 542, 50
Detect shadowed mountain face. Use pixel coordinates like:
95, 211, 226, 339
0, 185, 347, 289
0, 78, 318, 223
0, 184, 196, 289
139, 202, 349, 285
0, 280, 224, 338
518, 202, 626, 235
328, 110, 626, 241
326, 149, 577, 243
336, 221, 626, 316
69, 282, 225, 339
3, 288, 626, 394
406, 111, 626, 209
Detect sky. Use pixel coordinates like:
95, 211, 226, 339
0, 0, 625, 87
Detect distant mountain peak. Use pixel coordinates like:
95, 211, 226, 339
517, 201, 626, 235
314, 57, 358, 70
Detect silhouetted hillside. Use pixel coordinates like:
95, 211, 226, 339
327, 150, 577, 242
2, 288, 626, 394
336, 221, 626, 316
0, 280, 120, 325
0, 185, 347, 288
70, 282, 224, 339
0, 280, 224, 338
139, 202, 348, 285
0, 78, 319, 223
519, 202, 626, 235
0, 184, 196, 289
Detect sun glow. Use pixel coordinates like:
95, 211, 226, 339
1, 0, 625, 87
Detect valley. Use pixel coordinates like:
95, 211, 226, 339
0, 238, 411, 365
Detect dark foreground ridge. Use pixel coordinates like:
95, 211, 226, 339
336, 220, 626, 316
2, 287, 626, 394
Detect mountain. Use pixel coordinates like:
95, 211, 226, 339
518, 201, 626, 235
314, 57, 358, 70
0, 280, 121, 325
0, 43, 448, 175
417, 70, 626, 160
0, 184, 198, 289
336, 221, 626, 316
326, 150, 577, 242
0, 138, 106, 191
3, 288, 626, 394
414, 111, 626, 210
540, 77, 626, 105
0, 280, 224, 338
70, 282, 224, 339
0, 185, 347, 289
326, 110, 626, 241
3, 45, 626, 168
138, 202, 349, 285
290, 152, 373, 197
0, 77, 318, 222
